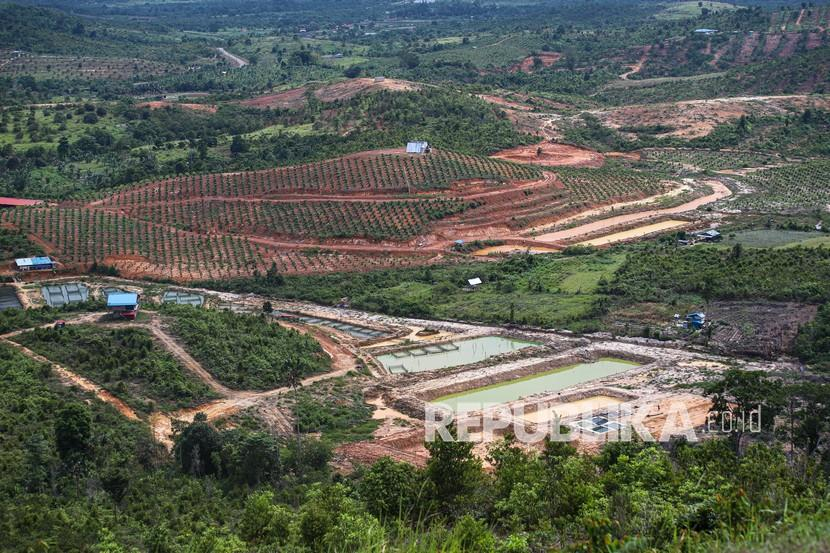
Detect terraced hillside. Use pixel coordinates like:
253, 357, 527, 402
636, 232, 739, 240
99, 149, 540, 206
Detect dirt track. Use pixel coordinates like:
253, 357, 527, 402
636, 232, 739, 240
619, 46, 650, 80
1, 308, 360, 449
533, 179, 730, 243
216, 47, 248, 68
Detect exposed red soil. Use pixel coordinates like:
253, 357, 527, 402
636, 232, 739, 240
2, 336, 140, 421
778, 32, 801, 58
593, 95, 830, 139
807, 32, 824, 49
507, 52, 562, 73
136, 101, 217, 113
621, 46, 651, 80
532, 180, 732, 244
238, 78, 421, 110
736, 33, 761, 64
491, 141, 605, 168
763, 33, 782, 55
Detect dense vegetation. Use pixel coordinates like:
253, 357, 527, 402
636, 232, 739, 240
0, 226, 40, 260
1, 338, 829, 551
607, 245, 830, 304
162, 305, 330, 390
13, 324, 217, 411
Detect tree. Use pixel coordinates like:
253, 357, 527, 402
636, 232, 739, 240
343, 65, 362, 78
221, 430, 280, 486
262, 301, 273, 314
238, 490, 293, 546
359, 457, 426, 521
230, 135, 249, 155
265, 262, 284, 286
425, 425, 483, 515
399, 51, 421, 69
54, 403, 92, 464
174, 412, 221, 476
703, 369, 785, 455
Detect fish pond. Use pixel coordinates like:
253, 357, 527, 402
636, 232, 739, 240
433, 358, 640, 413
377, 336, 537, 374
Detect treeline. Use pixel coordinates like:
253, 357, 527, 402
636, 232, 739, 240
607, 245, 830, 305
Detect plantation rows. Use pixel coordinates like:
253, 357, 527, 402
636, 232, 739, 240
725, 160, 830, 213
126, 198, 476, 240
556, 166, 670, 206
454, 185, 570, 229
0, 51, 178, 80
641, 149, 781, 172
0, 207, 262, 278
0, 206, 440, 279
99, 150, 541, 206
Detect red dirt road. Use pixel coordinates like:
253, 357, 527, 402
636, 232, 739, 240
533, 179, 731, 243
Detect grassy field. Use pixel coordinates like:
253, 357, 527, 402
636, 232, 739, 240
721, 229, 829, 248
420, 32, 548, 68
655, 1, 740, 20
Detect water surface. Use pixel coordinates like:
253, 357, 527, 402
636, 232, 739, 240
377, 335, 537, 374
433, 358, 639, 412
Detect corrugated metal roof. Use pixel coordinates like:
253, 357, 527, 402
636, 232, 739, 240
0, 197, 44, 207
15, 256, 52, 267
107, 293, 139, 307
406, 141, 429, 154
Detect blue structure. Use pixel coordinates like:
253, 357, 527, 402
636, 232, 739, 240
15, 256, 54, 271
107, 292, 139, 319
686, 312, 706, 330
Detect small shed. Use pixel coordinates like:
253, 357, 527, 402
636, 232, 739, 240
694, 28, 718, 35
107, 292, 139, 319
406, 141, 430, 154
15, 256, 55, 271
695, 229, 722, 242
467, 277, 482, 287
686, 312, 706, 330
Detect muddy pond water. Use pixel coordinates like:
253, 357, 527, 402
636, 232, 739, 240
377, 336, 537, 374
433, 358, 640, 413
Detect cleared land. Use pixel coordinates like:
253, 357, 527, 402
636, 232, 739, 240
238, 78, 422, 110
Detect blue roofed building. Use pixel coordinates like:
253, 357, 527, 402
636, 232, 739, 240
686, 312, 706, 330
14, 256, 55, 271
107, 292, 140, 319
